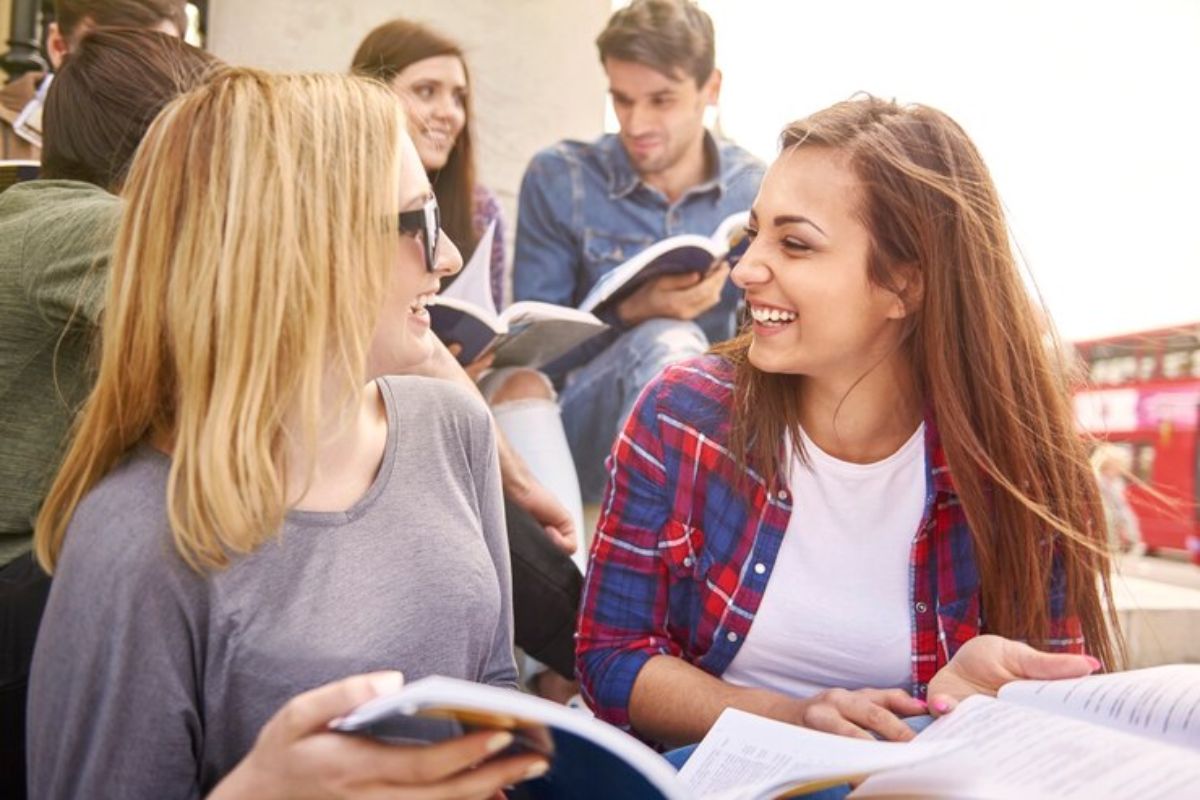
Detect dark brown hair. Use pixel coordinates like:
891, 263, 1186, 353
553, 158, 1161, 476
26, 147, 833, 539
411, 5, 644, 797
713, 96, 1120, 668
351, 19, 479, 260
41, 27, 217, 189
54, 0, 188, 42
596, 0, 715, 86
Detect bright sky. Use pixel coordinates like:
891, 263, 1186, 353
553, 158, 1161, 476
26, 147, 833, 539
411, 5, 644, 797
621, 0, 1200, 342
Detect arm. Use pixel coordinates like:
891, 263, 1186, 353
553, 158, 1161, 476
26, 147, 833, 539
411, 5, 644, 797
513, 152, 582, 307
470, 409, 520, 689
410, 337, 576, 553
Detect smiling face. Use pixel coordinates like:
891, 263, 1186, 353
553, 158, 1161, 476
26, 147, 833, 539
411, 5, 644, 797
605, 58, 716, 178
366, 135, 462, 376
389, 54, 468, 172
733, 146, 912, 387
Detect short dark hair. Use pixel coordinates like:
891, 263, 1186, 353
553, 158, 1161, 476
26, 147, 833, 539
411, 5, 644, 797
596, 0, 715, 86
54, 0, 188, 42
41, 27, 216, 189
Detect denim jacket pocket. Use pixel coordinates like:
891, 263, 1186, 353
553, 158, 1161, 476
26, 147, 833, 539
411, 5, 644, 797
659, 518, 706, 580
582, 229, 656, 276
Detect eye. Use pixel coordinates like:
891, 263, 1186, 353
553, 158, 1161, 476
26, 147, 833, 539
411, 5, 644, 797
744, 225, 758, 241
652, 96, 675, 108
781, 237, 812, 253
453, 89, 467, 109
412, 84, 435, 101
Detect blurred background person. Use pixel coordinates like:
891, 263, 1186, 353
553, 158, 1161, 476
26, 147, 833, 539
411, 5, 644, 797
1091, 444, 1146, 555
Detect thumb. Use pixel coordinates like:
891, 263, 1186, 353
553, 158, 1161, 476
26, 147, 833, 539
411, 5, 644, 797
1011, 644, 1101, 681
280, 671, 404, 737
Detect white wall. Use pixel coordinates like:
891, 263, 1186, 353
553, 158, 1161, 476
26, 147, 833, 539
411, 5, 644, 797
207, 0, 611, 234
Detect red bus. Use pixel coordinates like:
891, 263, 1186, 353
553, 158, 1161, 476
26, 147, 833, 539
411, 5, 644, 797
1072, 323, 1200, 562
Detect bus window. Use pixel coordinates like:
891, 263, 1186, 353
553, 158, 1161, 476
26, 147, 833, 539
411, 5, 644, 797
1138, 355, 1158, 381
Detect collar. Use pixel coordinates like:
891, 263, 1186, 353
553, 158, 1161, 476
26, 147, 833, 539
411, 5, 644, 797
599, 130, 727, 201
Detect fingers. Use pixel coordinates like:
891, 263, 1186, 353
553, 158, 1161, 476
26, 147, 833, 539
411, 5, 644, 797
542, 525, 578, 555
801, 690, 915, 742
277, 672, 404, 738
1012, 643, 1102, 681
872, 688, 929, 719
405, 753, 548, 800
351, 730, 518, 786
927, 694, 958, 717
654, 271, 705, 291
447, 343, 463, 357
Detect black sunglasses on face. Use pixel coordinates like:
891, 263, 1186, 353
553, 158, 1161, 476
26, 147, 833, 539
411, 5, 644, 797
398, 196, 441, 272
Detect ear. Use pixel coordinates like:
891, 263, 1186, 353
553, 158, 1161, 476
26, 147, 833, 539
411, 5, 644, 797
885, 263, 924, 320
701, 68, 722, 106
46, 22, 69, 70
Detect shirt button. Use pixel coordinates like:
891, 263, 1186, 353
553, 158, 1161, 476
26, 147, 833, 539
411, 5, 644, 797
727, 631, 738, 643
754, 562, 766, 575
778, 489, 790, 501
915, 601, 928, 613
917, 682, 928, 694
682, 556, 694, 568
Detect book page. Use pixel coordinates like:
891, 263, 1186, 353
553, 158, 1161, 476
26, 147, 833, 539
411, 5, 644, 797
678, 708, 959, 800
439, 220, 497, 314
852, 695, 1200, 799
999, 664, 1200, 750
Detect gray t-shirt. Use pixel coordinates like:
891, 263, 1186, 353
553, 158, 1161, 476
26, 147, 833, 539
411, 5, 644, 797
28, 376, 516, 799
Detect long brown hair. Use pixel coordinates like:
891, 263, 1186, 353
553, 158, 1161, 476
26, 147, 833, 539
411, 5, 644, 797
351, 19, 479, 260
41, 27, 216, 190
714, 96, 1120, 667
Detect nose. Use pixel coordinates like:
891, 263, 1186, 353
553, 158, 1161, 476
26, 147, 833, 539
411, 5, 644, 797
434, 229, 463, 278
624, 102, 651, 136
730, 236, 770, 290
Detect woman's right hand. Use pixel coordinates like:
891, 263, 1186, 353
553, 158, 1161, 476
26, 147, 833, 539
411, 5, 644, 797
787, 687, 928, 742
209, 672, 549, 800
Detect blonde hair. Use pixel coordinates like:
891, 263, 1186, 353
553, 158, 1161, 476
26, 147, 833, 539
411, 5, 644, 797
36, 68, 407, 573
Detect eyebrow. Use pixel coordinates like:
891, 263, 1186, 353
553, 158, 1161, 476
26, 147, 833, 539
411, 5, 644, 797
750, 208, 827, 237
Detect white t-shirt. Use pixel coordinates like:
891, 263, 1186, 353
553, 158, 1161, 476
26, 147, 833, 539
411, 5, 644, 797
722, 423, 926, 698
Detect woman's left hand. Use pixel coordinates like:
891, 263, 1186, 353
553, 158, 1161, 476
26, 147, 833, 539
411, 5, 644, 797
928, 634, 1101, 715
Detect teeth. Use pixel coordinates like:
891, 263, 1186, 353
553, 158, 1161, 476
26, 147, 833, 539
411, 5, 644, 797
750, 305, 797, 325
410, 293, 437, 312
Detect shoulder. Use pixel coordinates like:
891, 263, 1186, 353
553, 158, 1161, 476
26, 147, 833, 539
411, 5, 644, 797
472, 184, 505, 224
716, 139, 766, 196
0, 179, 121, 229
379, 375, 493, 441
55, 447, 198, 597
635, 354, 736, 434
524, 136, 611, 177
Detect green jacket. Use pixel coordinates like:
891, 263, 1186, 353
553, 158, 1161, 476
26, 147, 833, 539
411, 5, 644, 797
0, 179, 120, 565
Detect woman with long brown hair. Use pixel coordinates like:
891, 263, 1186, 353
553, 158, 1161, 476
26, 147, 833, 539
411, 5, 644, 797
576, 96, 1118, 759
352, 18, 505, 309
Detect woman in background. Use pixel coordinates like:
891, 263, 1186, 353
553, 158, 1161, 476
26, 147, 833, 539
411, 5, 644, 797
352, 18, 505, 308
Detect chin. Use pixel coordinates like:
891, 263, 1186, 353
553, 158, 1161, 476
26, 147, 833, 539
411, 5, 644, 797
418, 145, 451, 171
746, 341, 801, 376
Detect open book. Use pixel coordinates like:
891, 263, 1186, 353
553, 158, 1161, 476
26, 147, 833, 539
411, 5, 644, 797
332, 676, 956, 800
852, 664, 1200, 799
577, 210, 750, 317
432, 220, 608, 368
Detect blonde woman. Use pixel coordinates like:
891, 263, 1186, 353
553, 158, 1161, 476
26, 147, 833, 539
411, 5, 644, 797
27, 69, 547, 798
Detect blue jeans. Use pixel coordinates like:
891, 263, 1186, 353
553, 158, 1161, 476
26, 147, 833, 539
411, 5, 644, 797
662, 716, 935, 800
559, 319, 708, 503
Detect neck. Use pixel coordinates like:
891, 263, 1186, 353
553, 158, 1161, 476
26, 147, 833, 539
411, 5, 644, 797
638, 133, 711, 203
797, 353, 923, 464
285, 381, 388, 512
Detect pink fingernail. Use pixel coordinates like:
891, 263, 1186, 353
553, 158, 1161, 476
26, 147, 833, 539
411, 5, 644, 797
933, 700, 951, 713
915, 699, 928, 709
1085, 656, 1102, 671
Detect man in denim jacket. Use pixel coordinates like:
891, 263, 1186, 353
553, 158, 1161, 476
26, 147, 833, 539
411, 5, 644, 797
512, 0, 765, 502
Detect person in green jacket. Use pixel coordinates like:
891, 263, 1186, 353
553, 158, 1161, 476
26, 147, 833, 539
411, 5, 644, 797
0, 28, 215, 796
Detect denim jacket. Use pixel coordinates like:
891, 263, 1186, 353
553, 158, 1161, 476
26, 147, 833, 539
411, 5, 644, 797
513, 132, 765, 356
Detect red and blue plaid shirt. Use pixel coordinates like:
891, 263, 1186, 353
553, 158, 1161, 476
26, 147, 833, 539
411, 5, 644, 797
576, 355, 1084, 734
